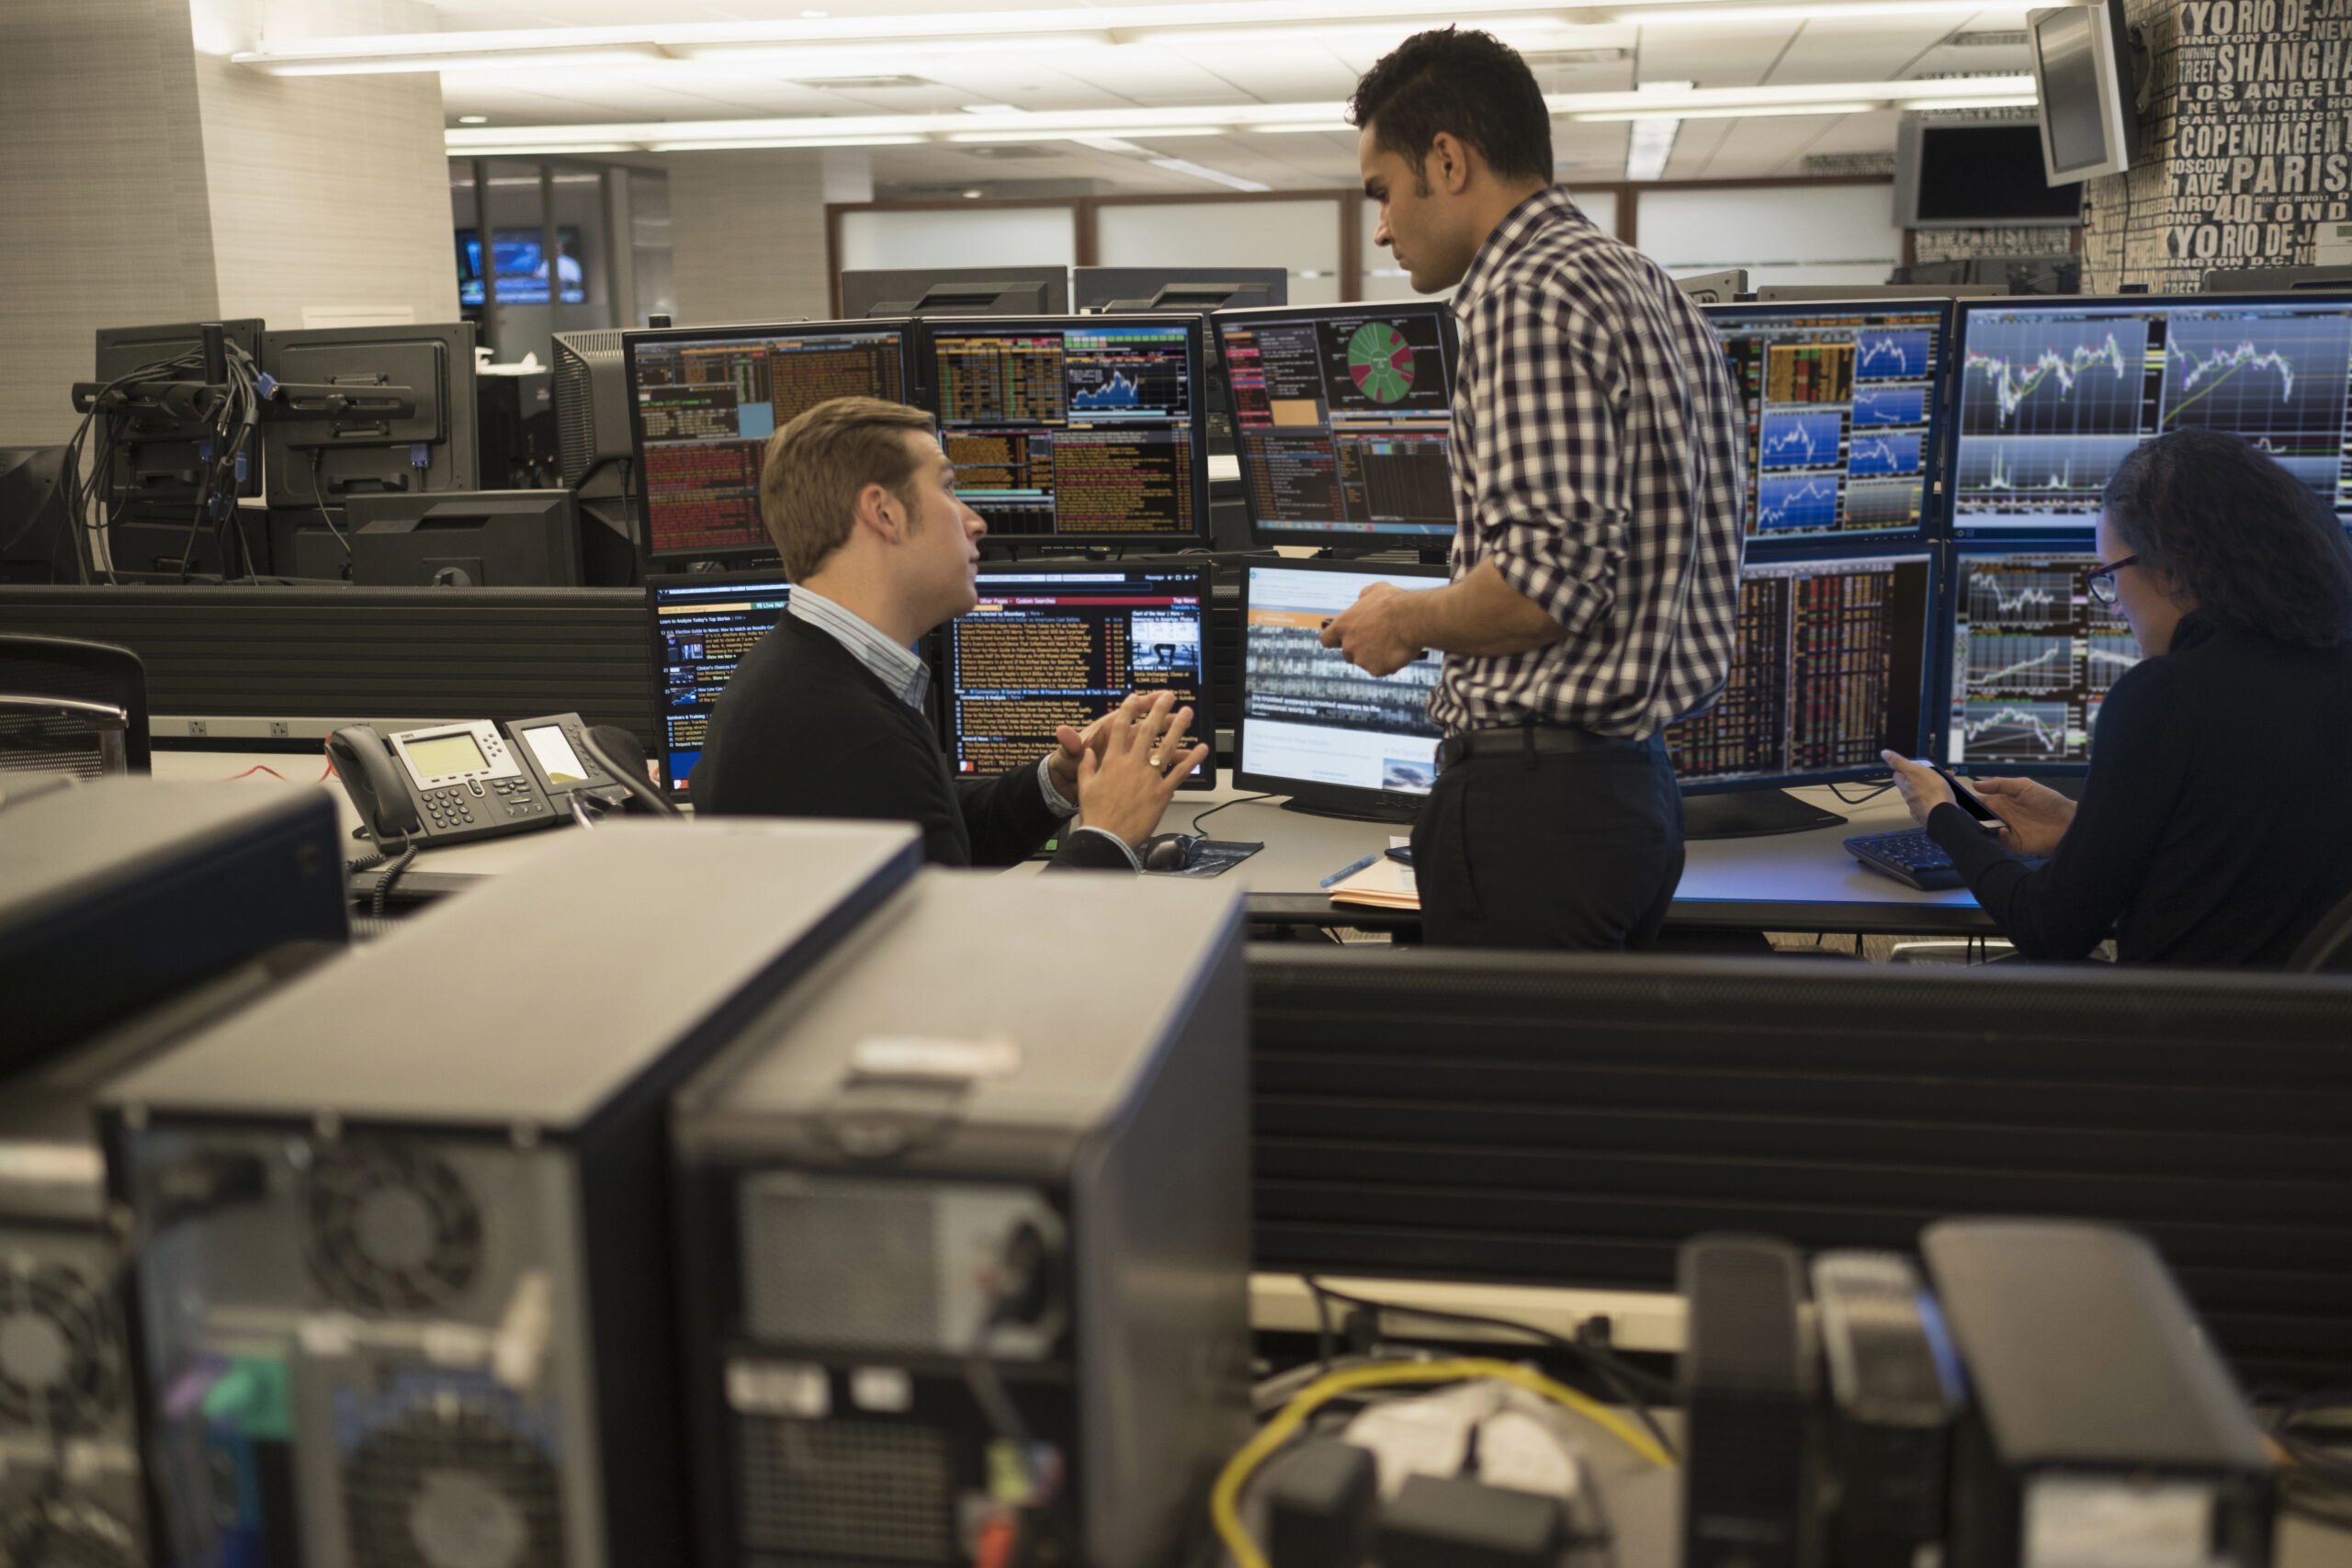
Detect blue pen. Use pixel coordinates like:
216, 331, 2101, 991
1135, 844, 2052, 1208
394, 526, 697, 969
1319, 852, 1381, 889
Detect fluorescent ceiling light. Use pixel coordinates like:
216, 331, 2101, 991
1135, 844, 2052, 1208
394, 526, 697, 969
456, 141, 637, 157
1902, 93, 2037, 108
1577, 100, 1879, 118
1149, 158, 1272, 192
1544, 73, 2029, 111
648, 134, 928, 152
1619, 0, 1987, 21
1625, 118, 1679, 179
948, 127, 1223, 142
266, 45, 667, 75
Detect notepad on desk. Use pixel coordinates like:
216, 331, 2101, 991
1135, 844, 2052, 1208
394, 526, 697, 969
1326, 837, 1419, 911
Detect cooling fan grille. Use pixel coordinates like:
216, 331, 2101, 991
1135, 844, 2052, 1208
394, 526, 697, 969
303, 1142, 484, 1314
342, 1390, 564, 1568
0, 1264, 119, 1434
0, 1490, 139, 1568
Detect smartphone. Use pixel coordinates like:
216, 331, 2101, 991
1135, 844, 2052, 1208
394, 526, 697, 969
1933, 767, 1999, 825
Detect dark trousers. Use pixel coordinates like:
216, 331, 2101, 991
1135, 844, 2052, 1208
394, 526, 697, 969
1409, 739, 1686, 950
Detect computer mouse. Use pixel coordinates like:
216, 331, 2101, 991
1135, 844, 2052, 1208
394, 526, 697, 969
1140, 833, 1200, 873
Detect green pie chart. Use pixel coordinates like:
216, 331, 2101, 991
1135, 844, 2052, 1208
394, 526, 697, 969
1347, 321, 1416, 404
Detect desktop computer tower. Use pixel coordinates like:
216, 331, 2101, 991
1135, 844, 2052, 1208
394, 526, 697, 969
99, 820, 922, 1568
672, 872, 1252, 1568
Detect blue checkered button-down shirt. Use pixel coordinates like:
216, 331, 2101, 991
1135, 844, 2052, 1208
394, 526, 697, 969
1432, 187, 1748, 740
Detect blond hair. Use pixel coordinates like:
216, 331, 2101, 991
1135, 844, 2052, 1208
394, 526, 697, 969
757, 396, 937, 579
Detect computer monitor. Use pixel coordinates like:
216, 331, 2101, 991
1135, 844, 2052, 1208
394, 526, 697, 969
840, 266, 1069, 319
625, 320, 914, 561
1216, 301, 1459, 549
1664, 550, 1937, 819
258, 323, 478, 511
1703, 301, 1954, 546
1074, 267, 1288, 313
922, 314, 1209, 547
1233, 560, 1447, 820
940, 563, 1216, 791
1947, 292, 2352, 536
1894, 118, 2085, 228
92, 320, 268, 519
647, 568, 792, 797
345, 490, 582, 587
1944, 549, 2135, 774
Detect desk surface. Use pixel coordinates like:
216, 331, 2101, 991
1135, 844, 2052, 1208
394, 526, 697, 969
152, 754, 1993, 935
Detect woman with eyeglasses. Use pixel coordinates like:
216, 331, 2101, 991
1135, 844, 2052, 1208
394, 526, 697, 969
1882, 426, 2352, 964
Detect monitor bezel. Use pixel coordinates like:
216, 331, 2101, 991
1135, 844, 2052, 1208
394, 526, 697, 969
1211, 300, 1464, 554
644, 564, 796, 798
622, 318, 916, 564
944, 559, 1219, 793
2028, 0, 2138, 185
1936, 537, 2120, 780
918, 312, 1213, 550
1941, 289, 2352, 540
1232, 555, 1451, 815
1673, 541, 1943, 795
1700, 297, 1958, 551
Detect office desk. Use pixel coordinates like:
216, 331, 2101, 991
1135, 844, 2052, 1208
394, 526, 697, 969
153, 755, 1996, 937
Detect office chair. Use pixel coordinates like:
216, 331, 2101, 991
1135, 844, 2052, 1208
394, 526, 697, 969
0, 635, 151, 779
2287, 886, 2352, 972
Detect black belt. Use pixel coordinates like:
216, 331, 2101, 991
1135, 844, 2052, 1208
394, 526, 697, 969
1436, 722, 1658, 771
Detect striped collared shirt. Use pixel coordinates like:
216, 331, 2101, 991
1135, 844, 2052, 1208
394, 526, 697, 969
1432, 186, 1748, 740
788, 586, 930, 709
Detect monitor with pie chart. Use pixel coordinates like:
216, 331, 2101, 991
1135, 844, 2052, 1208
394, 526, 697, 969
1215, 301, 1460, 550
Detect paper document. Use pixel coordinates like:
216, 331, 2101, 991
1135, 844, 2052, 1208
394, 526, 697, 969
1327, 836, 1419, 911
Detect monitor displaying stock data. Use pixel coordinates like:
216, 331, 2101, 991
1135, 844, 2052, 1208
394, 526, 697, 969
940, 565, 1214, 789
1703, 302, 1952, 543
1948, 293, 2352, 536
648, 570, 792, 795
924, 316, 1208, 546
627, 321, 912, 558
1234, 561, 1448, 813
1663, 552, 1937, 788
1218, 302, 1459, 546
1946, 551, 2137, 772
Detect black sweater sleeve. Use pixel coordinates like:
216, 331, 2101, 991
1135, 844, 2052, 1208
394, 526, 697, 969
953, 766, 1137, 871
1927, 657, 2188, 959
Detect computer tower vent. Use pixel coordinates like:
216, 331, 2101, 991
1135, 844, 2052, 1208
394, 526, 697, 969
339, 1373, 566, 1568
303, 1143, 486, 1314
0, 1261, 121, 1434
741, 1180, 938, 1349
737, 1416, 953, 1562
0, 1490, 141, 1568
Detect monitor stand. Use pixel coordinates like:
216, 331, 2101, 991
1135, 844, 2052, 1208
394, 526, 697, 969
1281, 796, 1420, 825
1683, 788, 1846, 840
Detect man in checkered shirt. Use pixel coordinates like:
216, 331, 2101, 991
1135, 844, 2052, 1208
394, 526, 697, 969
1322, 28, 1747, 949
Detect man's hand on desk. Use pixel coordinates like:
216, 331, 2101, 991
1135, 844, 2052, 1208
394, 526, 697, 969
1320, 581, 1429, 677
1075, 691, 1208, 848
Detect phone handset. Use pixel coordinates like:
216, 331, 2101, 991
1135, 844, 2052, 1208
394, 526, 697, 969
325, 726, 423, 845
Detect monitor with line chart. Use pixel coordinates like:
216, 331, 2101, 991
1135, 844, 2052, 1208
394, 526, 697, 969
1703, 301, 1952, 546
1945, 551, 2138, 773
1663, 551, 1937, 789
1948, 292, 2352, 536
921, 314, 1209, 547
1216, 302, 1459, 547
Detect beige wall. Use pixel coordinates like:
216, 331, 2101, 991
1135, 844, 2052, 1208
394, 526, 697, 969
671, 148, 873, 326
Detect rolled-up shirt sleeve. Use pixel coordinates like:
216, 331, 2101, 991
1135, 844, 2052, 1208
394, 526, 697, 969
1464, 283, 1630, 643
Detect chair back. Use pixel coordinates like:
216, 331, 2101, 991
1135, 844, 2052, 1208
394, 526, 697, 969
0, 635, 151, 778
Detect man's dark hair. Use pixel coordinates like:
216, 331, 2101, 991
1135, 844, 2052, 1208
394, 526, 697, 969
2101, 426, 2352, 649
1349, 28, 1553, 187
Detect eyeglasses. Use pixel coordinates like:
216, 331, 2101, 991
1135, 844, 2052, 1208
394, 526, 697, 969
2086, 554, 2140, 607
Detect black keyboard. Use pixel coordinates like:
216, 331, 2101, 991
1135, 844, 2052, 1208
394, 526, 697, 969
1844, 829, 1963, 890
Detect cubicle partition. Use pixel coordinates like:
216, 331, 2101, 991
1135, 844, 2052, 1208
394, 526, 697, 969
0, 586, 658, 750
1248, 948, 2352, 1387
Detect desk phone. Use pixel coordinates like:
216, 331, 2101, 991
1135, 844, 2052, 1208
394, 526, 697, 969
327, 713, 623, 848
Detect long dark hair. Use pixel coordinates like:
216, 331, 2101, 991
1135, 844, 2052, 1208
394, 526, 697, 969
2101, 428, 2352, 649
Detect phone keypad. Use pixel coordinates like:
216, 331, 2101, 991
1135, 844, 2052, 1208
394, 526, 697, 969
420, 782, 548, 837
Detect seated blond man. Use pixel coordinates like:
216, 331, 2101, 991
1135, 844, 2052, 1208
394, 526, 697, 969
693, 397, 1204, 868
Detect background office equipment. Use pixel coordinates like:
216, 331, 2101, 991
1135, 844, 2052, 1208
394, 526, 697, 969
928, 314, 1210, 548
259, 323, 479, 521
1680, 1235, 1815, 1568
672, 872, 1250, 1568
648, 569, 792, 797
1945, 549, 2130, 774
74, 321, 268, 581
1664, 551, 1936, 837
1075, 266, 1287, 314
1703, 301, 1951, 543
1894, 118, 2084, 229
2205, 265, 2352, 294
346, 489, 583, 587
551, 327, 644, 584
1924, 1219, 2272, 1568
0, 585, 658, 751
627, 320, 912, 562
0, 779, 346, 1070
1757, 284, 2005, 301
0, 633, 149, 780
1812, 1251, 1960, 1568
327, 711, 619, 848
1946, 292, 2352, 536
1246, 948, 2352, 1385
1218, 302, 1458, 551
1894, 255, 2083, 296
1676, 269, 1750, 303
944, 562, 1215, 791
0, 446, 77, 584
2028, 0, 2143, 184
840, 265, 1069, 319
1233, 561, 1446, 821
100, 820, 921, 1568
